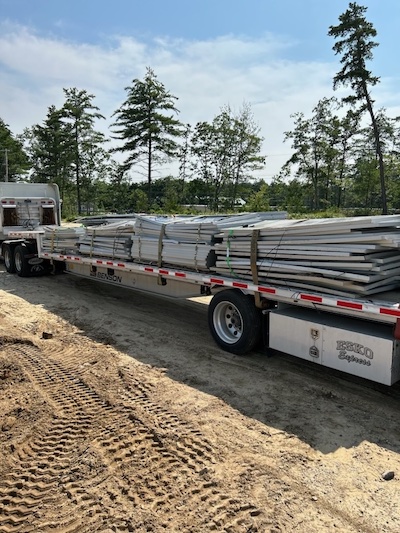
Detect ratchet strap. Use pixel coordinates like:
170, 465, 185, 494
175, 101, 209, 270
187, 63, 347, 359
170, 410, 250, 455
158, 224, 166, 267
250, 229, 262, 308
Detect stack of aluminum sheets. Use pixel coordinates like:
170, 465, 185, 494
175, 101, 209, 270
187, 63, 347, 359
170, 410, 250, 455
212, 215, 400, 296
75, 214, 138, 227
78, 220, 136, 260
132, 215, 216, 270
131, 212, 287, 270
42, 212, 292, 270
41, 226, 85, 254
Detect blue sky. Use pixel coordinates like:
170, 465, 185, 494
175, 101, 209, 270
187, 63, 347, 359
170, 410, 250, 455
1, 0, 400, 181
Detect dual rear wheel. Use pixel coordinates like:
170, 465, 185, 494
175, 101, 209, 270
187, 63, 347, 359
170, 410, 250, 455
3, 243, 49, 277
14, 245, 33, 276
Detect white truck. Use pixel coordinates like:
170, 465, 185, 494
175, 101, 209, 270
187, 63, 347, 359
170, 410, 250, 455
1, 186, 400, 387
0, 182, 61, 275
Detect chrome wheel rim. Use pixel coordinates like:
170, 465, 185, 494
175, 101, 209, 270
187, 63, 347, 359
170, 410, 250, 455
213, 300, 243, 344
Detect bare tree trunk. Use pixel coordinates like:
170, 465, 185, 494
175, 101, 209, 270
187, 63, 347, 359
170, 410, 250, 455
148, 136, 152, 209
364, 83, 387, 214
75, 126, 81, 215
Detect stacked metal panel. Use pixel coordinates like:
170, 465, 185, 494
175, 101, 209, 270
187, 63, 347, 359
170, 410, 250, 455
41, 226, 85, 254
75, 214, 139, 227
131, 212, 287, 270
40, 213, 400, 297
212, 215, 400, 296
78, 220, 136, 260
131, 215, 216, 270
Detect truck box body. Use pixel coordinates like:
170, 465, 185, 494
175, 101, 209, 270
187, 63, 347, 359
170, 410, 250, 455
0, 182, 61, 239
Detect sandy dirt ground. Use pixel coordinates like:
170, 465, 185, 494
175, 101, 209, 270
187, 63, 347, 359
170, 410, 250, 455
0, 264, 400, 532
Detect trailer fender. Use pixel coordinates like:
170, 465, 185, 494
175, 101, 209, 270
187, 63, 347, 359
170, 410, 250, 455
1, 239, 24, 254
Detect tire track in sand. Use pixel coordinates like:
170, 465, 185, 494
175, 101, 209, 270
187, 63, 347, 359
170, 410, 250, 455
0, 342, 263, 532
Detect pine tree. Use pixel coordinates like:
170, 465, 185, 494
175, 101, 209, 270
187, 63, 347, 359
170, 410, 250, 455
26, 106, 74, 201
328, 2, 386, 213
111, 67, 183, 207
0, 119, 30, 181
61, 88, 106, 214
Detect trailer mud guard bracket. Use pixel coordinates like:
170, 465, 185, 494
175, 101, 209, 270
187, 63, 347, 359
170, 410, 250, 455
394, 318, 400, 340
157, 275, 167, 286
201, 285, 212, 296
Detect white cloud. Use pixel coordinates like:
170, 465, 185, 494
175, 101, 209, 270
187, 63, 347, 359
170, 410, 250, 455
1, 22, 397, 181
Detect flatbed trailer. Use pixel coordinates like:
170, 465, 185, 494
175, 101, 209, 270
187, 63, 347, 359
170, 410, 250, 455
3, 227, 400, 387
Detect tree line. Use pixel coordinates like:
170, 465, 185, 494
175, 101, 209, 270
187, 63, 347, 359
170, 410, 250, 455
1, 3, 398, 217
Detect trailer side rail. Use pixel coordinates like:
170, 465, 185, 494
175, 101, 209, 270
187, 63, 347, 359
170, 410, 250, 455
39, 249, 400, 325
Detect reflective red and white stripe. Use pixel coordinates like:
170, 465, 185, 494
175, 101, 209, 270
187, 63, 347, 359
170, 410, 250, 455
41, 252, 400, 320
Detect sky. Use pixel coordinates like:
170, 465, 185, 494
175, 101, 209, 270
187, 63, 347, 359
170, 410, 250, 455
1, 0, 400, 182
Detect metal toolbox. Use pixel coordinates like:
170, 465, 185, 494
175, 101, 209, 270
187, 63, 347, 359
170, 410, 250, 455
269, 307, 400, 385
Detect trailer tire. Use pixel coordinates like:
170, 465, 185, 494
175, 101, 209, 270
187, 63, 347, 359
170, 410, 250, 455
14, 245, 33, 277
3, 244, 16, 273
52, 260, 66, 274
208, 289, 262, 355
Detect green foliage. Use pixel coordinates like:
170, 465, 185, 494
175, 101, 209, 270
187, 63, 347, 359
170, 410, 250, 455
61, 88, 107, 215
25, 106, 74, 194
329, 2, 387, 213
283, 97, 360, 210
0, 118, 30, 181
131, 189, 149, 213
329, 3, 379, 97
25, 89, 109, 217
246, 182, 270, 211
191, 103, 265, 211
112, 67, 184, 204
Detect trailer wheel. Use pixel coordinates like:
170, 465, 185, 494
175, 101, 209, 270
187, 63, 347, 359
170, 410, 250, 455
14, 245, 32, 277
3, 244, 16, 273
208, 289, 262, 355
52, 260, 66, 274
